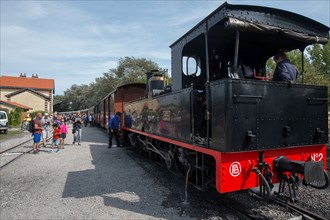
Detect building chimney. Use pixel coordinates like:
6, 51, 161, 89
23, 73, 26, 77
32, 74, 35, 78
35, 74, 38, 78
20, 73, 27, 77
31, 74, 39, 78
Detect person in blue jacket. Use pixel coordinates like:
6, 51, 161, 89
108, 112, 121, 148
272, 51, 299, 83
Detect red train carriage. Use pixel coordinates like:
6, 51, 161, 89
121, 2, 329, 201
94, 83, 146, 128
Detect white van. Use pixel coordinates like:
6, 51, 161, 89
0, 111, 8, 134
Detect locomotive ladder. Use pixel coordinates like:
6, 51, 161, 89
194, 152, 207, 191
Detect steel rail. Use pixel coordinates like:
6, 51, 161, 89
0, 137, 33, 154
0, 136, 53, 168
269, 195, 327, 220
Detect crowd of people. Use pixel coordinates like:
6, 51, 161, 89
30, 112, 93, 154
29, 111, 126, 154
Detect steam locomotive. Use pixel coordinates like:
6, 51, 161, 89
94, 2, 329, 201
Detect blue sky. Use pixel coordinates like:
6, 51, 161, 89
1, 0, 329, 95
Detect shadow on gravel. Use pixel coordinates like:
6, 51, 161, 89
80, 126, 108, 144
61, 126, 238, 219
61, 142, 173, 218
62, 126, 330, 219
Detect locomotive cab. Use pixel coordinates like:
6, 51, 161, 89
170, 2, 329, 151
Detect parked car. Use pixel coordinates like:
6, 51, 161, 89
0, 111, 8, 134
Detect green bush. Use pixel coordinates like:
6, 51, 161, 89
8, 108, 22, 127
8, 109, 49, 127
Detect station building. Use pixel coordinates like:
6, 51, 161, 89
0, 73, 55, 115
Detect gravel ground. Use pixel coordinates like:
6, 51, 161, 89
123, 148, 240, 220
1, 126, 329, 220
0, 130, 34, 167
0, 130, 32, 152
0, 126, 192, 220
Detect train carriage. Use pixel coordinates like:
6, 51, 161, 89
94, 83, 146, 128
122, 2, 329, 200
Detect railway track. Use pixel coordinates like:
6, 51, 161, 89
0, 136, 52, 168
0, 137, 33, 154
125, 147, 265, 219
0, 138, 33, 168
202, 180, 329, 220
269, 195, 328, 220
124, 146, 330, 220
202, 190, 260, 219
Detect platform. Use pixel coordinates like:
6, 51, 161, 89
0, 126, 184, 219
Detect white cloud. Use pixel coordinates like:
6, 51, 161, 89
23, 1, 48, 19
1, 0, 329, 95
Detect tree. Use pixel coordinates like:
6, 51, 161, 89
55, 57, 162, 111
96, 56, 161, 100
266, 45, 330, 98
92, 73, 116, 103
61, 84, 90, 110
307, 43, 330, 75
53, 95, 65, 112
106, 57, 160, 83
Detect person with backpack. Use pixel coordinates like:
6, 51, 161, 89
28, 116, 35, 134
32, 112, 43, 154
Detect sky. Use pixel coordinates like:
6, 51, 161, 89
1, 0, 329, 95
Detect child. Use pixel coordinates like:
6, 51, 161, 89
50, 123, 61, 153
60, 119, 68, 149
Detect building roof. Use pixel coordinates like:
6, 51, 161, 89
0, 75, 55, 90
5, 88, 51, 100
0, 100, 33, 110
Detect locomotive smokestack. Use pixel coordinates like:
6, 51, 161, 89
145, 70, 160, 98
145, 72, 153, 95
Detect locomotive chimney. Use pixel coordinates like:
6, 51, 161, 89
145, 71, 153, 94
146, 70, 157, 97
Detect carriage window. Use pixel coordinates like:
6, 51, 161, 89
182, 56, 201, 77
